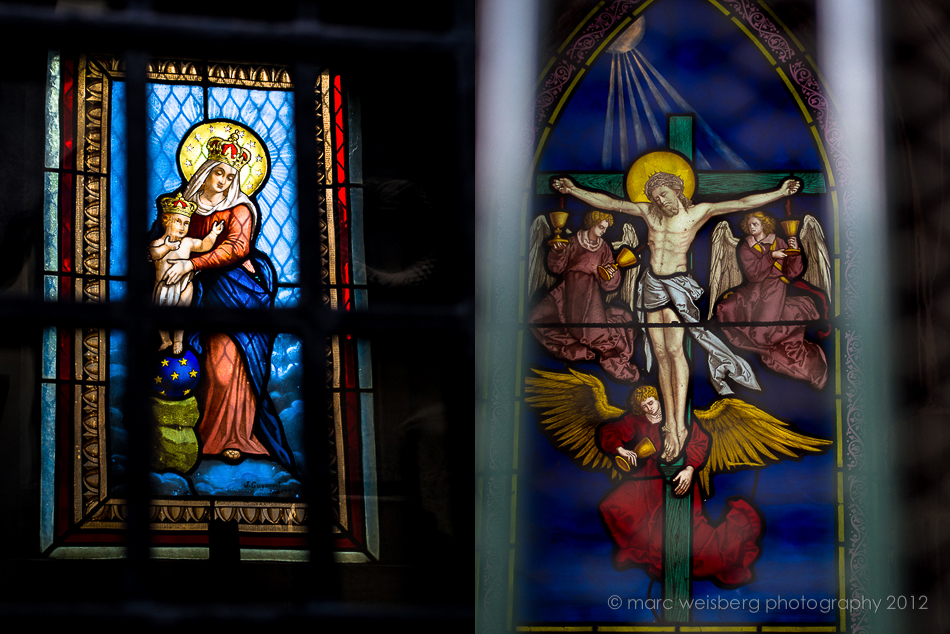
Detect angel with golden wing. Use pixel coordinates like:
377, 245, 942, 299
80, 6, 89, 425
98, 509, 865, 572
527, 208, 641, 383
525, 368, 831, 586
707, 211, 831, 389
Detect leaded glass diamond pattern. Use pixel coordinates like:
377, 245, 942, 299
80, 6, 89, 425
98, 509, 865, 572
209, 88, 299, 284
146, 84, 204, 221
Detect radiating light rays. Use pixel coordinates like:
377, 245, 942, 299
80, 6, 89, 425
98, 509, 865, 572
599, 20, 748, 171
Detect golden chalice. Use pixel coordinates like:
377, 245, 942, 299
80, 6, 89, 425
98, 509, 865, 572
598, 247, 638, 281
614, 437, 657, 472
781, 219, 801, 255
547, 211, 570, 247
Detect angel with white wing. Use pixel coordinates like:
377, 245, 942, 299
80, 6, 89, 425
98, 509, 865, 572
525, 368, 831, 587
708, 211, 831, 389
527, 209, 640, 382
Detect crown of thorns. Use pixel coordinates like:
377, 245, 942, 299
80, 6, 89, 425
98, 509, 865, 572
644, 172, 684, 199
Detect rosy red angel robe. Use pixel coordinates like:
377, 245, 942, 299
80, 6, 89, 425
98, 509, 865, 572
187, 205, 269, 457
528, 235, 638, 382
597, 414, 763, 587
715, 236, 828, 389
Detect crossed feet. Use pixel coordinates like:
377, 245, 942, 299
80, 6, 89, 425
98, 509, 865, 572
660, 425, 688, 462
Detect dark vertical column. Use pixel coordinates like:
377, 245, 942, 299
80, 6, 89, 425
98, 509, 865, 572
294, 59, 338, 601
123, 48, 153, 597
450, 0, 477, 559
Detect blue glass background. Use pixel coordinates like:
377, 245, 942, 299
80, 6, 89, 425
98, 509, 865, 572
43, 172, 57, 272
110, 81, 127, 276
40, 382, 56, 551
146, 84, 204, 216
521, 0, 835, 624
208, 87, 299, 285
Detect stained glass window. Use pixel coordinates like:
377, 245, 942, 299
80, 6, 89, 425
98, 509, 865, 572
478, 1, 867, 631
41, 54, 377, 561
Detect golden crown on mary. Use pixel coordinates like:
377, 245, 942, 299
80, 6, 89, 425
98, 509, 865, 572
206, 132, 252, 170
159, 192, 197, 218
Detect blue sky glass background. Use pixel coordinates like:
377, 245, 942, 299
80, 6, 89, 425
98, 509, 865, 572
541, 0, 821, 172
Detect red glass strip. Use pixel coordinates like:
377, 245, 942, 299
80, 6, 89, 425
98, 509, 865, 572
332, 535, 359, 550
241, 535, 308, 548
58, 328, 72, 380
61, 57, 75, 171
64, 533, 125, 544
343, 335, 357, 388
337, 188, 350, 285
345, 391, 363, 540
333, 75, 346, 184
56, 384, 72, 537
60, 172, 74, 273
58, 276, 72, 305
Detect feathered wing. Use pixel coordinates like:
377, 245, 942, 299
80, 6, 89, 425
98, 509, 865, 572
606, 222, 640, 312
525, 368, 626, 481
707, 221, 742, 320
528, 215, 556, 300
693, 398, 832, 498
799, 215, 832, 297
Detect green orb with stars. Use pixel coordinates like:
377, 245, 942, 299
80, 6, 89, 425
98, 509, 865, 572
152, 349, 201, 399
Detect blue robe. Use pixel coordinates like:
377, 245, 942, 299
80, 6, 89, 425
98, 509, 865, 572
187, 248, 297, 474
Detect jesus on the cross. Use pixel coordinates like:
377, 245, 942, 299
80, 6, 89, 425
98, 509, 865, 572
553, 156, 800, 460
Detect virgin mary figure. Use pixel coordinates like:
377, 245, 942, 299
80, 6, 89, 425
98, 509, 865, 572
159, 124, 296, 472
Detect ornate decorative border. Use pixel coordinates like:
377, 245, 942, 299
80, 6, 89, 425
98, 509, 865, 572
75, 57, 109, 522
92, 57, 293, 90
723, 0, 797, 62
209, 62, 293, 89
88, 499, 309, 532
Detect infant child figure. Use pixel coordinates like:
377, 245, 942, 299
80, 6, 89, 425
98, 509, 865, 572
149, 192, 224, 354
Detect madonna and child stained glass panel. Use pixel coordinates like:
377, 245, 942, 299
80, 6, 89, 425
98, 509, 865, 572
478, 1, 868, 632
40, 54, 377, 561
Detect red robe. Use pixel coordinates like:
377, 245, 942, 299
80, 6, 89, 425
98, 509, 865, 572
715, 236, 828, 389
597, 414, 763, 587
529, 235, 638, 382
187, 205, 268, 456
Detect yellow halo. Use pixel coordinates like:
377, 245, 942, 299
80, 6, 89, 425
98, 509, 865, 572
178, 121, 269, 196
625, 151, 696, 203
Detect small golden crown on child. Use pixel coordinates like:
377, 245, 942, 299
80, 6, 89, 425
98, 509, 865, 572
159, 193, 197, 218
206, 132, 252, 170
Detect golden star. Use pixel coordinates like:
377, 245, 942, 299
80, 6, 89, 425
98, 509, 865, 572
161, 359, 169, 367
179, 358, 188, 366
153, 376, 162, 384
170, 372, 180, 381
189, 369, 198, 378
183, 389, 191, 395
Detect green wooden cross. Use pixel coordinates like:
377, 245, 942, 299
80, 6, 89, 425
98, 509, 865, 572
538, 114, 824, 622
